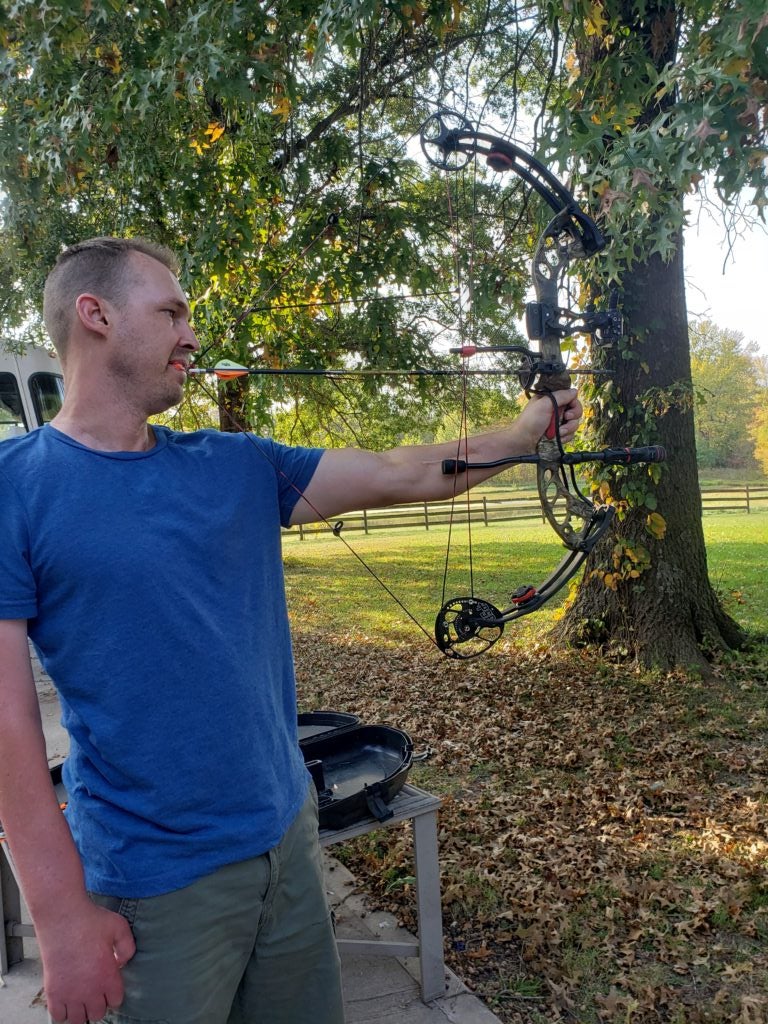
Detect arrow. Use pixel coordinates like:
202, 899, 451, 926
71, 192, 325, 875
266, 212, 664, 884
187, 359, 523, 379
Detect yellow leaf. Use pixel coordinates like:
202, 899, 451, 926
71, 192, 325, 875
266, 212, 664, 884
272, 96, 292, 122
565, 51, 579, 72
95, 42, 122, 74
646, 512, 667, 540
204, 122, 225, 142
585, 2, 608, 36
722, 57, 749, 76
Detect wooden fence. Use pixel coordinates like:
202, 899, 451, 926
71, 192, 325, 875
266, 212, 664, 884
291, 484, 768, 540
699, 484, 768, 514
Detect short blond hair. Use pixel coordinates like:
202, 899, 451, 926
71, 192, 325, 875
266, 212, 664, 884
43, 237, 179, 355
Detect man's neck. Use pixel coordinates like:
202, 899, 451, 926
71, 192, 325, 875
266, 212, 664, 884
51, 407, 156, 453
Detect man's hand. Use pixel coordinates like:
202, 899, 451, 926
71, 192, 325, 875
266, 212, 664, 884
515, 387, 583, 449
40, 900, 135, 1024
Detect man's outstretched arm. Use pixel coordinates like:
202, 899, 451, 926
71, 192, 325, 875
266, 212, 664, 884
290, 388, 582, 525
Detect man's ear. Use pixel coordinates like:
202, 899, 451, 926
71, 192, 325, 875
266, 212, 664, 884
75, 293, 112, 337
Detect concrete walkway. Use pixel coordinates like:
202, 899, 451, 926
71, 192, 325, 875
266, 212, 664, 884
1, 852, 500, 1024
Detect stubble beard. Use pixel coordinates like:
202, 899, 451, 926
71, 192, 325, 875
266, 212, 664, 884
107, 333, 184, 418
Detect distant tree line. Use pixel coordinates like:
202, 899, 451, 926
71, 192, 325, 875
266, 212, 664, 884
689, 319, 768, 474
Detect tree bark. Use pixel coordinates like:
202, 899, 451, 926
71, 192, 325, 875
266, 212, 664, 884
559, 235, 747, 670
555, 0, 749, 670
217, 376, 251, 433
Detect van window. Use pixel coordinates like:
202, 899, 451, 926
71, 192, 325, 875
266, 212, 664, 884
0, 372, 27, 439
29, 372, 64, 426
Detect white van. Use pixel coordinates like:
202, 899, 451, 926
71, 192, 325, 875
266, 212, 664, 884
0, 345, 64, 441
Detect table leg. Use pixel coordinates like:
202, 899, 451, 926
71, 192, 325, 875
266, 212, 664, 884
1, 842, 25, 977
412, 810, 445, 1002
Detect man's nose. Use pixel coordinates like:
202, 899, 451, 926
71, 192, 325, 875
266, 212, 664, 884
179, 322, 201, 351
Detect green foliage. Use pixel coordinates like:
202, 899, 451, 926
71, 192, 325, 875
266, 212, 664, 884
690, 319, 765, 469
313, 0, 462, 57
755, 406, 768, 475
3, 0, 766, 586
0, 0, 546, 434
0, 0, 759, 675
267, 371, 520, 451
542, 0, 768, 279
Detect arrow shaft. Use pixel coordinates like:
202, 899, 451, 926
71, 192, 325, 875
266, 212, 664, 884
187, 366, 518, 379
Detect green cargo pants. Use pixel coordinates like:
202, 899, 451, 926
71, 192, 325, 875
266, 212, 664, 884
82, 789, 344, 1024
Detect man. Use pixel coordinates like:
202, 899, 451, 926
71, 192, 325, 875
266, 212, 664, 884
0, 237, 583, 1024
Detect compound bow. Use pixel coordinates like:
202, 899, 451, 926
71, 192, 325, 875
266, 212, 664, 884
418, 110, 664, 659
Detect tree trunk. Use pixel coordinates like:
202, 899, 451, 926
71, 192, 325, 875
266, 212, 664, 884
217, 376, 251, 433
555, 0, 749, 670
559, 234, 746, 669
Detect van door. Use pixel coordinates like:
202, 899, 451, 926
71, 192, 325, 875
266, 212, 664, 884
0, 347, 64, 437
0, 367, 28, 439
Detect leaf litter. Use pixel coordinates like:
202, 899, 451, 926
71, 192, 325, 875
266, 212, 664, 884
294, 632, 768, 1023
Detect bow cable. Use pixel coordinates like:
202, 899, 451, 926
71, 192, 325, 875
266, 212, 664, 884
439, 153, 478, 611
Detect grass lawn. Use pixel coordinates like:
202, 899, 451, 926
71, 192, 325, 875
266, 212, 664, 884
283, 510, 768, 642
285, 511, 768, 1024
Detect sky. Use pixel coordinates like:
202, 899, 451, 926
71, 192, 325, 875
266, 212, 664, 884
683, 207, 768, 357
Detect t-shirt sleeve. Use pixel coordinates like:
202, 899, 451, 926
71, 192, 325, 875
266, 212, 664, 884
249, 438, 324, 527
0, 471, 38, 620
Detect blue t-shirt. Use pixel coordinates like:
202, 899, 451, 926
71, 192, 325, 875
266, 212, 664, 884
0, 425, 323, 897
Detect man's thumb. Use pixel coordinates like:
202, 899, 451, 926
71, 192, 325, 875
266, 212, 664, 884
113, 924, 136, 968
